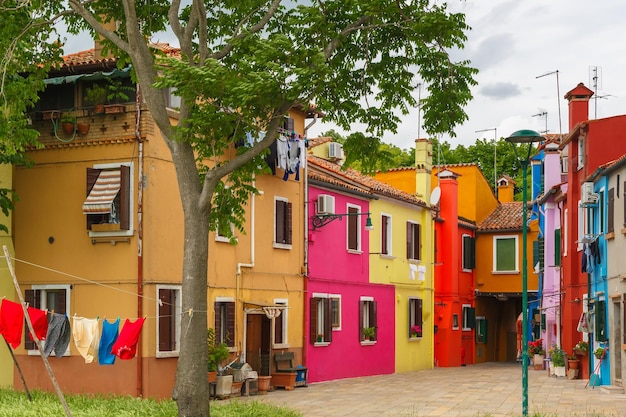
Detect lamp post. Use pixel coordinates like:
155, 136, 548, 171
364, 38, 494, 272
505, 129, 545, 417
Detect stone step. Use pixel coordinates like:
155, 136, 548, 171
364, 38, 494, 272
600, 385, 624, 395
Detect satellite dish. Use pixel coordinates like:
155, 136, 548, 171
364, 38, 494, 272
430, 186, 441, 206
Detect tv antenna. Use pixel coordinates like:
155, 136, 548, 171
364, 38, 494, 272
589, 66, 613, 119
531, 111, 548, 134
416, 82, 423, 140
536, 70, 562, 139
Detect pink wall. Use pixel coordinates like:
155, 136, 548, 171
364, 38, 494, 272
306, 186, 395, 382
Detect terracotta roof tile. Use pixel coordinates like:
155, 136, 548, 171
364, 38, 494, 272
478, 202, 522, 231
307, 137, 332, 148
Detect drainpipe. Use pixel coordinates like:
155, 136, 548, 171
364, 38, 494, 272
135, 83, 144, 398
302, 115, 317, 365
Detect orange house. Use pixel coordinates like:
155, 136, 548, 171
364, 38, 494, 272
10, 47, 314, 398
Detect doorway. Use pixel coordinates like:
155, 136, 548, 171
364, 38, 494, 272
245, 312, 272, 376
613, 299, 622, 384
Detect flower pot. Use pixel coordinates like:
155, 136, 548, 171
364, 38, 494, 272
554, 366, 566, 378
533, 354, 545, 370
62, 122, 75, 135
77, 123, 90, 135
574, 348, 587, 356
257, 375, 271, 394
271, 372, 296, 390
215, 375, 233, 398
207, 371, 217, 383
104, 104, 125, 114
568, 359, 579, 370
94, 103, 105, 114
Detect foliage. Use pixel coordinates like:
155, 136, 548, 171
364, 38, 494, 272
105, 78, 133, 104
60, 113, 75, 124
527, 339, 544, 355
410, 325, 422, 337
1, 2, 477, 415
363, 326, 375, 338
0, 389, 302, 416
568, 352, 578, 361
549, 344, 566, 367
83, 84, 108, 106
208, 328, 230, 373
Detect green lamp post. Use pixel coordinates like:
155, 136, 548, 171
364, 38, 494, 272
505, 129, 545, 417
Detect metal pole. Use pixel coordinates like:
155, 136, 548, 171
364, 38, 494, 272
521, 157, 530, 417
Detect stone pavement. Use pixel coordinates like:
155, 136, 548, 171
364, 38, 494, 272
237, 363, 626, 416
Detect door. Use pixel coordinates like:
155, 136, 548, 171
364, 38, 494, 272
245, 313, 272, 375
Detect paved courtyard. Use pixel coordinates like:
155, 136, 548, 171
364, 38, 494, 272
239, 363, 626, 417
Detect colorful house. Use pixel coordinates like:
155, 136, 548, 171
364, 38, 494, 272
10, 46, 315, 397
558, 82, 626, 384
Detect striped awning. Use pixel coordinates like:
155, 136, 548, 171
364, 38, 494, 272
82, 170, 121, 214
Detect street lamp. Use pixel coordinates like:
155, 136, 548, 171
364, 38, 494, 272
505, 129, 545, 417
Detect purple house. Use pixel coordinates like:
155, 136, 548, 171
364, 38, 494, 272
305, 148, 395, 383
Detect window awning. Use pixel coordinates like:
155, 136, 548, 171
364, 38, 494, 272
44, 66, 132, 85
243, 300, 288, 319
82, 170, 121, 214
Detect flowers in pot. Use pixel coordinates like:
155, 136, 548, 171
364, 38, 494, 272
574, 341, 588, 355
363, 326, 375, 341
549, 344, 566, 367
410, 325, 422, 338
594, 346, 606, 359
60, 113, 76, 134
528, 338, 545, 356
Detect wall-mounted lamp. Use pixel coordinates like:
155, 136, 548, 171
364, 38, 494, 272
311, 212, 374, 231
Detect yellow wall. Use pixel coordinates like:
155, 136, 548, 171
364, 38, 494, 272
368, 197, 434, 372
0, 163, 14, 388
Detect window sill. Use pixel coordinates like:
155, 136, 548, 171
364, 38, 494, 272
621, 227, 626, 235
492, 270, 519, 274
88, 228, 134, 238
156, 351, 180, 358
409, 336, 422, 341
360, 340, 376, 346
347, 249, 363, 255
272, 343, 290, 349
273, 243, 292, 250
605, 232, 615, 240
408, 259, 421, 265
379, 254, 395, 260
314, 341, 330, 347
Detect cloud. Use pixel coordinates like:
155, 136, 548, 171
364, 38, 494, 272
480, 82, 522, 100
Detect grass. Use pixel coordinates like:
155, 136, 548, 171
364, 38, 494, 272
0, 389, 302, 417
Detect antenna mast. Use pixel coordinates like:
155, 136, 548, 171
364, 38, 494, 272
536, 70, 562, 139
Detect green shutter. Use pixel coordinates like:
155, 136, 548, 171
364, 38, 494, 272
554, 229, 561, 266
595, 300, 607, 342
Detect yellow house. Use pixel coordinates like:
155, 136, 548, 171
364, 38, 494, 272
11, 47, 312, 397
0, 163, 15, 388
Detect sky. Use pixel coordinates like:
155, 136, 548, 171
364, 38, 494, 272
62, 0, 626, 151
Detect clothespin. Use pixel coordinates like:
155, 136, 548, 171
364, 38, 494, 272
188, 308, 193, 317
158, 298, 163, 307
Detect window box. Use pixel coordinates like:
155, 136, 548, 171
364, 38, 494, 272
271, 372, 296, 390
104, 104, 126, 114
91, 223, 121, 232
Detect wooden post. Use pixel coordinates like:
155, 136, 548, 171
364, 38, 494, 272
2, 245, 73, 417
3, 337, 32, 401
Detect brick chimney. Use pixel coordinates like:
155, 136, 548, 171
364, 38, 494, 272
564, 83, 594, 131
414, 138, 432, 201
94, 18, 118, 60
496, 175, 515, 203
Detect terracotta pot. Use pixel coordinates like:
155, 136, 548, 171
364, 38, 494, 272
257, 375, 271, 393
77, 123, 90, 135
94, 103, 105, 114
207, 371, 217, 383
568, 359, 579, 370
62, 122, 75, 135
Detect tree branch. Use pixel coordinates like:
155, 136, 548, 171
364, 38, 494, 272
324, 15, 371, 59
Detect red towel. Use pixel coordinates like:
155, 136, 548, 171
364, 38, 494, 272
111, 318, 145, 360
27, 307, 49, 342
0, 299, 24, 349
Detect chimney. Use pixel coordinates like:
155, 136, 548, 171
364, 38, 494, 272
415, 138, 432, 201
564, 83, 594, 131
94, 18, 118, 60
496, 175, 515, 203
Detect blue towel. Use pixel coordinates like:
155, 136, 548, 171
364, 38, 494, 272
98, 318, 120, 365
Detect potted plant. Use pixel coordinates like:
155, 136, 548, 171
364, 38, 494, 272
410, 325, 422, 338
60, 113, 76, 135
549, 344, 566, 377
207, 328, 230, 383
363, 327, 375, 341
316, 333, 324, 343
528, 338, 545, 369
84, 84, 108, 113
574, 341, 588, 356
594, 346, 606, 359
104, 79, 134, 113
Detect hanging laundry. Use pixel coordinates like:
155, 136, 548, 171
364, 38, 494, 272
0, 299, 24, 349
111, 317, 145, 360
589, 239, 601, 264
72, 316, 100, 364
282, 138, 301, 181
581, 243, 587, 273
584, 243, 594, 273
99, 317, 120, 365
276, 135, 289, 171
27, 306, 48, 343
44, 312, 70, 358
577, 311, 588, 333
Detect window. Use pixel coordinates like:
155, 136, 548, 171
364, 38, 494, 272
462, 304, 476, 331
381, 214, 392, 255
164, 87, 181, 110
577, 135, 584, 169
493, 235, 518, 272
157, 285, 181, 356
83, 163, 133, 234
623, 181, 626, 228
408, 297, 423, 338
274, 197, 292, 248
310, 294, 332, 344
595, 299, 607, 342
577, 202, 584, 251
462, 234, 475, 270
330, 294, 341, 330
608, 187, 614, 234
359, 297, 377, 342
347, 204, 361, 252
24, 285, 71, 352
476, 316, 487, 343
452, 314, 459, 330
564, 209, 569, 256
598, 189, 605, 234
215, 221, 235, 243
533, 237, 544, 272
214, 299, 235, 347
273, 299, 288, 347
554, 229, 561, 266
406, 221, 421, 261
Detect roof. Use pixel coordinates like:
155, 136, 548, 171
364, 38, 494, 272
308, 155, 428, 207
478, 202, 522, 231
307, 137, 333, 148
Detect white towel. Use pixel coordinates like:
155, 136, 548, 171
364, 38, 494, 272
72, 316, 100, 363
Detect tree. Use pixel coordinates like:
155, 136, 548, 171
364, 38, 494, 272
1, 1, 477, 415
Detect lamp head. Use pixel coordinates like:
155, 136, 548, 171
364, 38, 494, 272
505, 129, 545, 144
365, 216, 374, 231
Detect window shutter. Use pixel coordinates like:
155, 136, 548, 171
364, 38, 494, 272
225, 302, 235, 347
406, 222, 412, 259
275, 201, 285, 243
595, 300, 607, 342
371, 301, 378, 341
381, 216, 388, 255
286, 202, 292, 245
359, 301, 364, 341
120, 165, 131, 230
214, 301, 221, 331
347, 207, 358, 250
416, 223, 422, 261
24, 289, 40, 350
417, 298, 423, 330
56, 289, 67, 314
468, 237, 476, 269
623, 294, 626, 344
608, 188, 614, 233
463, 236, 476, 269
86, 168, 101, 229
554, 229, 561, 266
309, 299, 318, 344
274, 311, 284, 344
324, 298, 332, 342
158, 289, 173, 351
466, 307, 476, 329
623, 181, 626, 227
